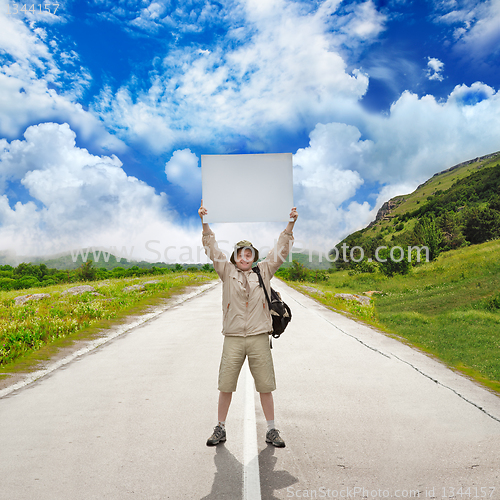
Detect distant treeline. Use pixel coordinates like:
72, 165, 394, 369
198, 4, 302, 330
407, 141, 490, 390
0, 261, 214, 292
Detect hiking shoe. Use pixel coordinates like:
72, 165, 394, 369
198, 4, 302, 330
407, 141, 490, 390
206, 425, 226, 446
266, 428, 285, 448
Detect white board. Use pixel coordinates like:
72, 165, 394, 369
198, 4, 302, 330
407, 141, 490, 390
201, 153, 293, 223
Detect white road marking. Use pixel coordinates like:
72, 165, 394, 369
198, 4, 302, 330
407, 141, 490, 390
243, 363, 262, 500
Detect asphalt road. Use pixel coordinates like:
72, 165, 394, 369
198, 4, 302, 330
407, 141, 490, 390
1, 280, 499, 500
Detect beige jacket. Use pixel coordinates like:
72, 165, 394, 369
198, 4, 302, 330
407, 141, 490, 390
202, 230, 294, 336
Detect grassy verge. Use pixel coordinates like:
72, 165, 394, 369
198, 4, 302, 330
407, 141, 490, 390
285, 239, 500, 393
0, 273, 215, 376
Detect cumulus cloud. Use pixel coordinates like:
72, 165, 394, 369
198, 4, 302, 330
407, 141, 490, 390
0, 122, 200, 260
165, 148, 201, 198
426, 57, 444, 81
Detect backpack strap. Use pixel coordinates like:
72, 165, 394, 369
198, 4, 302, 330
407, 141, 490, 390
252, 265, 271, 308
252, 265, 273, 349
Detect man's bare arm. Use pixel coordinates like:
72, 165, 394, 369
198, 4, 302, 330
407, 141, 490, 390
285, 207, 298, 233
198, 199, 213, 234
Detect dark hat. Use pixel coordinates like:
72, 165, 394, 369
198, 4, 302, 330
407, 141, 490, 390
230, 240, 259, 264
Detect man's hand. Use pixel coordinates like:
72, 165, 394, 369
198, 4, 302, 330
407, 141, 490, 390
199, 199, 208, 221
285, 207, 298, 233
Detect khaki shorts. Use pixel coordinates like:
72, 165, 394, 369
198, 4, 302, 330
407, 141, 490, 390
218, 334, 276, 393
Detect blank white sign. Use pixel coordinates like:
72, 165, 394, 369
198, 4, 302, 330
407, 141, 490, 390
201, 153, 293, 223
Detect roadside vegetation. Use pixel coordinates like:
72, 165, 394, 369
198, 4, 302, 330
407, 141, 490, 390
280, 239, 500, 393
0, 259, 213, 291
0, 267, 215, 373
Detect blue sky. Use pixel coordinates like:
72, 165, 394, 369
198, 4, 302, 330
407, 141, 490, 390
1, 0, 500, 262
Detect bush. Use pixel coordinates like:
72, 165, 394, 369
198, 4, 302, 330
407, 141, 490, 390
15, 276, 41, 289
308, 270, 329, 282
413, 215, 442, 260
377, 247, 412, 277
348, 259, 378, 275
287, 261, 309, 282
463, 207, 500, 244
485, 292, 500, 311
0, 278, 15, 291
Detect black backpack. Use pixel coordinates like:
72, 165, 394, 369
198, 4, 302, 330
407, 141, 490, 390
252, 265, 292, 346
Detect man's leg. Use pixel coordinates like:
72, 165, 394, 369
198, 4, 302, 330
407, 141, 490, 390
218, 391, 233, 422
207, 391, 232, 446
259, 392, 274, 421
260, 391, 285, 447
207, 336, 244, 446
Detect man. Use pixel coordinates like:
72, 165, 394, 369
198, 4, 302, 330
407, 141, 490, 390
199, 200, 298, 447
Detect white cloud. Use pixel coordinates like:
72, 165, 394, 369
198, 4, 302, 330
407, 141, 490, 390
0, 123, 192, 259
434, 0, 500, 62
426, 57, 444, 81
164, 148, 201, 198
2, 0, 500, 263
330, 0, 386, 44
0, 5, 126, 153
94, 0, 374, 153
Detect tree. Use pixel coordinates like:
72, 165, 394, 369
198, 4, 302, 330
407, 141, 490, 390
412, 215, 442, 260
77, 260, 97, 281
463, 207, 500, 244
437, 211, 466, 251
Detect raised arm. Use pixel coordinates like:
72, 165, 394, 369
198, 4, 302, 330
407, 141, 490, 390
198, 199, 212, 234
285, 207, 298, 234
258, 207, 298, 277
199, 199, 229, 278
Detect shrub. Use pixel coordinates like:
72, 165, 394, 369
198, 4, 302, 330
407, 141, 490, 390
377, 247, 412, 277
15, 276, 41, 289
287, 261, 309, 282
308, 270, 329, 282
485, 292, 500, 311
463, 207, 500, 244
0, 278, 15, 291
413, 215, 442, 260
348, 259, 378, 275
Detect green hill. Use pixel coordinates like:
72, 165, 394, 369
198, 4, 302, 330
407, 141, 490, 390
333, 150, 500, 268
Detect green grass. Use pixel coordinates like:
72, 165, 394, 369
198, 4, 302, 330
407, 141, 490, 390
285, 239, 500, 393
0, 273, 214, 374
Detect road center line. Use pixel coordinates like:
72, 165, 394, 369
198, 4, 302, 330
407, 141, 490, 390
243, 362, 262, 500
